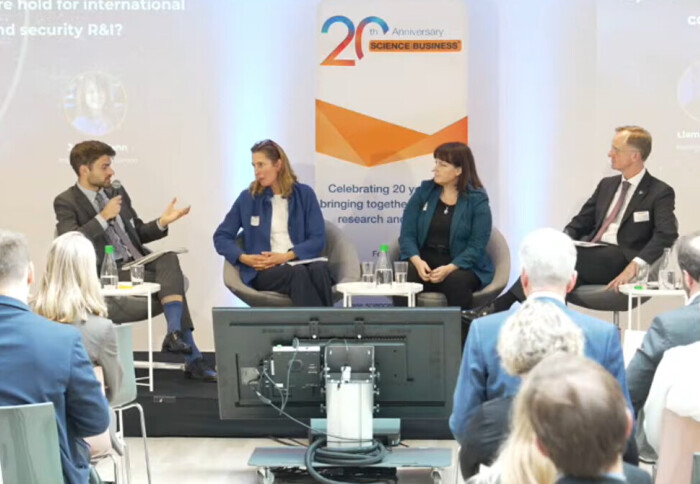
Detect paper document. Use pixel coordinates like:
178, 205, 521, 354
122, 248, 188, 270
573, 241, 606, 248
286, 257, 328, 266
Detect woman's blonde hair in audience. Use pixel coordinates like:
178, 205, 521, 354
32, 231, 108, 323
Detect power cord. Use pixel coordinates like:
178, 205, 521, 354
304, 437, 390, 484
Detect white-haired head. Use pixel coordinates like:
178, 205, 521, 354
519, 228, 577, 296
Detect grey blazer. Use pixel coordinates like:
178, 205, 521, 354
74, 314, 124, 403
627, 298, 700, 413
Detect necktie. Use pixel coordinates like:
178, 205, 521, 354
95, 191, 144, 261
591, 181, 631, 243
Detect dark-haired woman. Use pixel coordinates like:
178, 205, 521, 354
399, 142, 494, 313
214, 139, 333, 306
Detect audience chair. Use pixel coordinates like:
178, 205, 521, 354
223, 219, 360, 306
654, 408, 700, 484
110, 324, 152, 484
692, 452, 700, 484
0, 402, 63, 484
389, 227, 511, 309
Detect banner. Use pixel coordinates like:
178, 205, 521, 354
316, 0, 468, 261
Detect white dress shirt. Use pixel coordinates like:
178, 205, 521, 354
270, 195, 294, 253
643, 338, 700, 452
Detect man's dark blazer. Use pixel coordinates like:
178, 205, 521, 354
54, 184, 167, 265
563, 171, 677, 264
0, 296, 110, 484
556, 464, 651, 484
627, 297, 700, 413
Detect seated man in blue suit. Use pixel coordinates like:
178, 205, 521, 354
0, 229, 110, 484
450, 228, 634, 459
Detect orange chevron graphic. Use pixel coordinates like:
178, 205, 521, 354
316, 99, 468, 167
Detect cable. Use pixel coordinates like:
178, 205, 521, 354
304, 437, 390, 484
281, 337, 299, 413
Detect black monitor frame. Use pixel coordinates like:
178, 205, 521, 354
213, 307, 461, 427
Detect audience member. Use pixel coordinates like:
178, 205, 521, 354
627, 231, 700, 413
53, 140, 216, 382
0, 229, 109, 484
525, 354, 651, 484
450, 228, 631, 449
460, 299, 584, 479
642, 340, 700, 453
33, 231, 123, 402
214, 139, 333, 306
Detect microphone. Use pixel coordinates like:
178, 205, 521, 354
110, 179, 122, 196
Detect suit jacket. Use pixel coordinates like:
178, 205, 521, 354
449, 297, 631, 446
213, 183, 326, 286
74, 314, 123, 403
459, 395, 513, 478
54, 184, 168, 266
0, 296, 110, 484
556, 465, 651, 484
627, 299, 700, 413
563, 171, 677, 264
399, 179, 494, 286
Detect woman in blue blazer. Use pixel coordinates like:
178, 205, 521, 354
214, 139, 333, 306
399, 142, 494, 312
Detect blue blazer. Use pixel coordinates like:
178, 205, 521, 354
213, 182, 326, 286
0, 296, 110, 484
449, 297, 632, 446
399, 179, 494, 286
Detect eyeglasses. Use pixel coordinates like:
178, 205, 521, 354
610, 145, 639, 155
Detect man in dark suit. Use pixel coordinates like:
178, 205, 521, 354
526, 354, 651, 484
490, 125, 678, 312
450, 229, 634, 460
54, 140, 216, 381
0, 229, 110, 484
627, 231, 700, 413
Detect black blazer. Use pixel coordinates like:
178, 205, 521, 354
563, 171, 677, 264
54, 184, 167, 265
557, 463, 651, 484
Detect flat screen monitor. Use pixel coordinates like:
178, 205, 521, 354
212, 307, 461, 432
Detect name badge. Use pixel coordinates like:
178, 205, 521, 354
422, 202, 428, 212
633, 211, 650, 223
251, 216, 260, 227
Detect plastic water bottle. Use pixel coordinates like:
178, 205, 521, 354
100, 245, 118, 289
375, 244, 393, 286
658, 247, 674, 290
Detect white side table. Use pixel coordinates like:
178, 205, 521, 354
334, 282, 423, 307
618, 284, 686, 330
102, 282, 160, 392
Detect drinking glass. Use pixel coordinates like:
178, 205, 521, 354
130, 265, 145, 285
393, 261, 408, 284
361, 261, 375, 286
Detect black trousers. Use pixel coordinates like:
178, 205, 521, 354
118, 251, 194, 330
252, 261, 334, 307
405, 262, 480, 310
502, 245, 629, 306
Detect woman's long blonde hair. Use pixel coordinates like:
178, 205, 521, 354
472, 388, 557, 484
249, 139, 298, 198
32, 231, 108, 323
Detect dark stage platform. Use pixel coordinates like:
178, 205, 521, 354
123, 351, 453, 441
